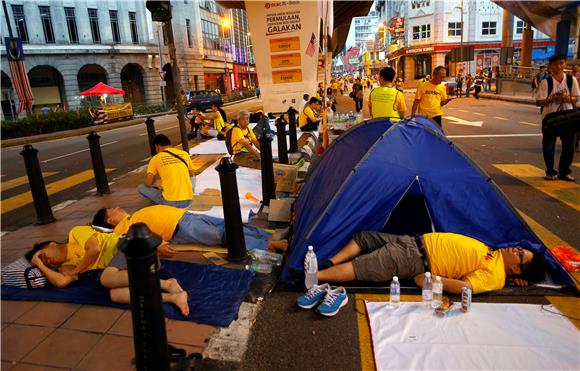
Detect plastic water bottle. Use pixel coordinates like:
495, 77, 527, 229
431, 275, 443, 309
304, 245, 318, 289
245, 263, 272, 274
422, 272, 433, 306
389, 276, 400, 309
249, 249, 283, 266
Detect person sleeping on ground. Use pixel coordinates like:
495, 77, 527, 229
92, 205, 289, 253
311, 231, 542, 294
25, 226, 189, 316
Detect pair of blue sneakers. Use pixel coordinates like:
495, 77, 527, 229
297, 283, 348, 316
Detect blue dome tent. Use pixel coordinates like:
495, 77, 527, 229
281, 116, 574, 289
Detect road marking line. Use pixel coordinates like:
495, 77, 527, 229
41, 141, 118, 163
459, 109, 469, 112
52, 200, 77, 211
573, 163, 580, 169
519, 121, 538, 126
494, 164, 579, 211
473, 112, 485, 116
448, 134, 541, 138
156, 125, 178, 132
494, 116, 509, 121
1, 172, 59, 191
443, 116, 483, 127
1, 168, 115, 214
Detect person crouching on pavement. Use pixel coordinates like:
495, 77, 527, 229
138, 134, 195, 208
26, 226, 190, 316
230, 110, 261, 169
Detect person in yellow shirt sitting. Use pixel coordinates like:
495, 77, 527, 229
230, 110, 261, 169
312, 231, 539, 295
199, 103, 228, 140
368, 67, 407, 121
412, 66, 453, 128
26, 226, 190, 316
298, 97, 322, 132
138, 134, 196, 208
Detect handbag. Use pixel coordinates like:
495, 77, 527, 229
1, 257, 48, 289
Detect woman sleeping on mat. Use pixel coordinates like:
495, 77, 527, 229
25, 225, 189, 316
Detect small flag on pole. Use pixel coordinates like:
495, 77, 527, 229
5, 37, 34, 113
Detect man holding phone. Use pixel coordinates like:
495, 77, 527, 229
536, 54, 579, 182
412, 65, 453, 128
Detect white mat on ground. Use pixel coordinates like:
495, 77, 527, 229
191, 159, 263, 223
365, 301, 579, 370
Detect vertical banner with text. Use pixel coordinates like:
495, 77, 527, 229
245, 1, 321, 113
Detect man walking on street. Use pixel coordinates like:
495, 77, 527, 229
352, 78, 364, 113
412, 66, 452, 128
536, 54, 579, 182
473, 72, 484, 99
138, 134, 195, 208
368, 67, 406, 121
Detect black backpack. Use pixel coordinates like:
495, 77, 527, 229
225, 120, 238, 156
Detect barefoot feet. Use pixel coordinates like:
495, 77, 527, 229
171, 291, 190, 317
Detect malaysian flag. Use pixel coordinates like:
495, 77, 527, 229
5, 37, 34, 113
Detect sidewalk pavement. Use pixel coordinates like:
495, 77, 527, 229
0, 149, 247, 370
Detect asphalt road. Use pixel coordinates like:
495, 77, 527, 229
0, 98, 263, 230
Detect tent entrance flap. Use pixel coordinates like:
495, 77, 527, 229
381, 193, 434, 237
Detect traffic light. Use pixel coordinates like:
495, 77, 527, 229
146, 1, 172, 22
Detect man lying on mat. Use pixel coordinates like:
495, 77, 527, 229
25, 226, 189, 316
92, 205, 289, 253
313, 231, 541, 294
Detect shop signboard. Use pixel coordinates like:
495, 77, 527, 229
388, 17, 405, 42
245, 1, 323, 112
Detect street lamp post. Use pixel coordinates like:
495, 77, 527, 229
246, 32, 252, 89
221, 18, 230, 94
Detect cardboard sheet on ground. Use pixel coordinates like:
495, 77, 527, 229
365, 301, 579, 370
1, 260, 252, 327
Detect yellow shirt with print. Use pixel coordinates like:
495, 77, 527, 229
147, 149, 194, 201
65, 226, 121, 270
370, 86, 407, 121
423, 232, 506, 294
113, 205, 186, 241
415, 81, 447, 118
299, 105, 317, 128
231, 126, 257, 155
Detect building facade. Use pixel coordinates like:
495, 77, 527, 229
0, 0, 254, 119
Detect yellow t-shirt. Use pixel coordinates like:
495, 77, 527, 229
213, 111, 225, 132
369, 86, 407, 121
299, 106, 317, 128
331, 82, 338, 91
231, 126, 257, 154
147, 149, 194, 201
423, 232, 506, 294
65, 226, 121, 270
415, 81, 447, 118
113, 205, 186, 241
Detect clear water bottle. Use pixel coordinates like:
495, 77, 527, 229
431, 275, 443, 309
422, 272, 433, 305
389, 276, 400, 309
304, 245, 318, 289
245, 263, 272, 274
249, 249, 283, 266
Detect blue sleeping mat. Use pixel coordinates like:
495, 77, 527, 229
1, 260, 253, 327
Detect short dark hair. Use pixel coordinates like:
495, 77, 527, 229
212, 102, 220, 108
153, 134, 171, 146
433, 65, 446, 76
92, 208, 114, 229
326, 87, 333, 95
379, 67, 396, 82
193, 105, 202, 111
303, 94, 309, 100
24, 241, 52, 262
309, 97, 320, 105
548, 54, 566, 65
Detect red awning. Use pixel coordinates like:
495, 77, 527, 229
80, 82, 125, 96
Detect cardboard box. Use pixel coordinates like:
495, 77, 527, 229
273, 163, 297, 193
268, 199, 293, 222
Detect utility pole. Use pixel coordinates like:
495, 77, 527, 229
156, 23, 167, 109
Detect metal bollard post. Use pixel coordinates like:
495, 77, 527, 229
144, 117, 157, 157
86, 131, 111, 195
259, 130, 276, 207
120, 223, 170, 371
287, 107, 298, 153
20, 145, 55, 225
275, 116, 289, 164
215, 158, 248, 261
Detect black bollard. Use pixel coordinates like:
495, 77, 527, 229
120, 223, 170, 371
275, 116, 289, 164
259, 130, 276, 207
144, 117, 157, 157
20, 145, 55, 224
215, 158, 248, 261
86, 131, 111, 195
287, 107, 298, 152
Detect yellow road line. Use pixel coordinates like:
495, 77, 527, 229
519, 121, 539, 126
1, 169, 114, 214
573, 163, 580, 169
494, 116, 509, 121
473, 112, 485, 116
0, 172, 58, 192
458, 109, 469, 113
494, 164, 579, 211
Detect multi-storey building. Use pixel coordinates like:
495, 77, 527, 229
0, 0, 254, 119
374, 0, 552, 82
